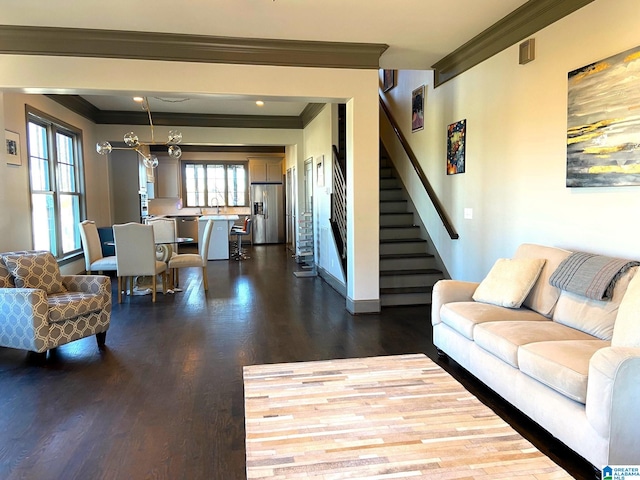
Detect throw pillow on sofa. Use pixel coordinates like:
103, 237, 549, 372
2, 251, 67, 294
473, 258, 546, 308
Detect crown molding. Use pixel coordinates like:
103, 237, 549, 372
98, 111, 303, 129
46, 94, 306, 129
431, 0, 594, 86
150, 145, 285, 154
0, 25, 388, 69
300, 103, 326, 128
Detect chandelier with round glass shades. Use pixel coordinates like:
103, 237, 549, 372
96, 96, 183, 168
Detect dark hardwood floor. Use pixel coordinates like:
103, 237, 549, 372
0, 244, 596, 479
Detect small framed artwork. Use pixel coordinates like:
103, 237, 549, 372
382, 69, 396, 92
5, 130, 21, 166
447, 119, 466, 175
411, 85, 425, 132
316, 155, 324, 187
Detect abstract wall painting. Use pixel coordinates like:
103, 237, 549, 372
567, 45, 640, 187
447, 119, 466, 175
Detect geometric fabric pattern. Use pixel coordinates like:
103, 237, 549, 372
2, 251, 67, 294
0, 250, 33, 288
47, 291, 104, 323
0, 262, 12, 288
0, 250, 111, 354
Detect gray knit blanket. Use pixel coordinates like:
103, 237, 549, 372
549, 252, 640, 300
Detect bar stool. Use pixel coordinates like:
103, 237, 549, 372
231, 218, 252, 260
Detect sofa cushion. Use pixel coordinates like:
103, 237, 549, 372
474, 320, 597, 368
513, 243, 571, 317
553, 267, 636, 341
47, 292, 104, 323
612, 267, 640, 348
518, 340, 609, 404
2, 252, 67, 294
440, 302, 549, 340
472, 258, 546, 309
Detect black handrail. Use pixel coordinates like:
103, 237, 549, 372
379, 96, 459, 240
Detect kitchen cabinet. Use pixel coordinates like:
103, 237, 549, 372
249, 159, 282, 183
138, 157, 154, 193
155, 157, 180, 198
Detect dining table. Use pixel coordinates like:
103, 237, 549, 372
104, 236, 193, 295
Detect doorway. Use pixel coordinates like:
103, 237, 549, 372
285, 166, 296, 252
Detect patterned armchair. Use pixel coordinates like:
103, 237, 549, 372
0, 250, 111, 358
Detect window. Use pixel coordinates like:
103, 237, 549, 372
27, 110, 85, 259
183, 162, 248, 208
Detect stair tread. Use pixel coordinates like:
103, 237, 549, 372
380, 286, 434, 294
380, 268, 442, 276
380, 225, 419, 229
380, 212, 412, 216
380, 252, 433, 259
380, 238, 426, 244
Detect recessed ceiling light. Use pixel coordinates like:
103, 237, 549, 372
256, 100, 265, 107
133, 96, 144, 103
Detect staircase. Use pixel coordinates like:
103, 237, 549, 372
379, 147, 445, 306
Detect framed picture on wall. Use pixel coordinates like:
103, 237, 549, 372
5, 130, 21, 166
446, 119, 466, 175
411, 85, 425, 132
567, 44, 640, 187
382, 70, 396, 92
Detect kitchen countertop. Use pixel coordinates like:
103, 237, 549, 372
198, 214, 240, 221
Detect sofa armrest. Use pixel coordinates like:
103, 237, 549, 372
431, 279, 480, 326
586, 346, 640, 463
0, 288, 51, 352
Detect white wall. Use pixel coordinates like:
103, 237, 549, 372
303, 104, 345, 283
382, 0, 640, 282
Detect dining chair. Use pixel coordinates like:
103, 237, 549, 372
113, 222, 167, 303
145, 217, 178, 261
168, 219, 213, 291
79, 220, 117, 274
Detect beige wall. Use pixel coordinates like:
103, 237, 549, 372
382, 0, 640, 282
0, 93, 112, 257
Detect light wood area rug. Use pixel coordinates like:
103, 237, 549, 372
244, 354, 572, 480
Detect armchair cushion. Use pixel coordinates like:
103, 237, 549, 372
47, 292, 105, 323
0, 263, 12, 288
0, 250, 34, 288
2, 251, 67, 294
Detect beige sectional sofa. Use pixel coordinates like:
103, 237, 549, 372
432, 243, 640, 468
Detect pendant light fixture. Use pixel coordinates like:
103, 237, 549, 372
96, 96, 183, 168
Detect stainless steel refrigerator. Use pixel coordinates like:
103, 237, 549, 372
251, 184, 285, 244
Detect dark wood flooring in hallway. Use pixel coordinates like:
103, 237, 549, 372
0, 244, 595, 479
